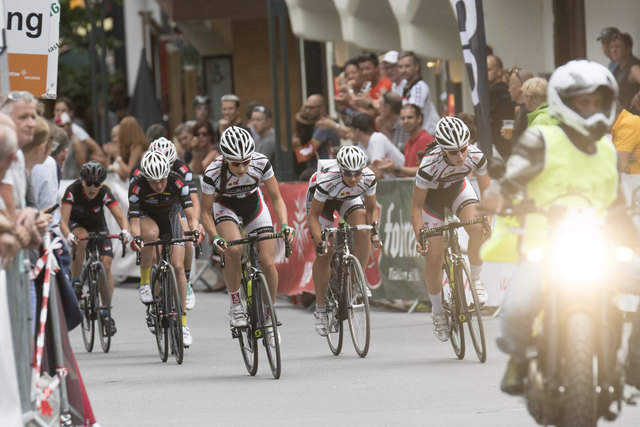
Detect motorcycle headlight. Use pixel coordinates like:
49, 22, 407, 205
615, 247, 634, 262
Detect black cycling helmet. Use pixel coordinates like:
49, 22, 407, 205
80, 161, 107, 184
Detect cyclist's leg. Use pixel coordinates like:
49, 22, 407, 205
139, 217, 159, 296
169, 244, 187, 311
245, 196, 278, 300
420, 191, 447, 304
70, 225, 88, 281
99, 255, 115, 300
311, 210, 336, 307
343, 205, 370, 274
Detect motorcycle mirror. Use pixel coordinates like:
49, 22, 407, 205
487, 156, 506, 179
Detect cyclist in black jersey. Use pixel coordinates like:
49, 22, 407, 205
60, 161, 131, 335
130, 137, 200, 310
128, 151, 201, 347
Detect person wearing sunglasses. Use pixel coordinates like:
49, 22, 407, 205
128, 151, 199, 347
200, 126, 293, 344
60, 161, 131, 336
129, 137, 202, 311
410, 116, 491, 342
306, 145, 380, 336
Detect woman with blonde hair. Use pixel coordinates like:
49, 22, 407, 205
114, 116, 148, 181
522, 77, 557, 127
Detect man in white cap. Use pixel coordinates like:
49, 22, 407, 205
382, 50, 406, 96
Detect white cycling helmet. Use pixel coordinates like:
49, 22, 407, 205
548, 60, 618, 139
434, 116, 470, 151
141, 150, 170, 180
336, 146, 367, 172
219, 126, 255, 161
149, 137, 178, 165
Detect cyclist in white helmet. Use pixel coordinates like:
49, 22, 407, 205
200, 126, 293, 344
306, 145, 381, 336
128, 150, 200, 347
130, 137, 201, 311
410, 116, 491, 342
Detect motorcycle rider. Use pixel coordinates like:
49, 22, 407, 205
481, 59, 640, 394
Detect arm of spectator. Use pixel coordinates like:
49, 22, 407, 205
85, 136, 107, 165
0, 232, 21, 268
71, 137, 87, 169
34, 211, 53, 235
218, 118, 230, 135
315, 117, 353, 140
0, 211, 13, 234
617, 150, 632, 173
0, 183, 17, 220
117, 144, 144, 181
375, 157, 417, 177
629, 66, 640, 110
201, 149, 219, 174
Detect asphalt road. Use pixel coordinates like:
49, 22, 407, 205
70, 285, 640, 426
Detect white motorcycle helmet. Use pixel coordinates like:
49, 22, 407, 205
547, 60, 618, 139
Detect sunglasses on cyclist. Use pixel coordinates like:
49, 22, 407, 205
83, 181, 102, 188
342, 169, 363, 177
229, 159, 251, 167
0, 91, 35, 110
445, 146, 468, 156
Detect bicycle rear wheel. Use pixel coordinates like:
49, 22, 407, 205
80, 267, 95, 352
326, 260, 343, 356
166, 264, 184, 364
346, 254, 370, 358
442, 263, 465, 359
95, 262, 112, 353
255, 272, 281, 379
238, 270, 258, 376
151, 266, 168, 362
456, 260, 486, 363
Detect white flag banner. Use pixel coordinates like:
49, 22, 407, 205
3, 0, 60, 98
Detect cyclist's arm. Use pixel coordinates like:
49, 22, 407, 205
308, 198, 325, 245
363, 194, 378, 224
108, 203, 128, 231
129, 217, 141, 238
411, 185, 428, 240
263, 176, 288, 226
190, 192, 201, 222
200, 192, 218, 239
60, 203, 72, 237
476, 173, 491, 197
183, 206, 198, 232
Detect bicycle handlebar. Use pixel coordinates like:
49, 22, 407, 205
419, 217, 489, 246
219, 231, 291, 269
73, 232, 126, 259
134, 231, 201, 266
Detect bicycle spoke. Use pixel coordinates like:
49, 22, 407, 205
346, 255, 370, 358
457, 261, 486, 363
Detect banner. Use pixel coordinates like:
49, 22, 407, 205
453, 0, 492, 156
4, 0, 60, 97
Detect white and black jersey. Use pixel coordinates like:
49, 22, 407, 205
201, 152, 274, 198
309, 164, 377, 203
415, 145, 487, 190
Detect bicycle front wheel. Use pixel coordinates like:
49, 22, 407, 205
151, 266, 168, 362
442, 263, 465, 359
166, 264, 184, 365
80, 267, 95, 352
238, 270, 258, 376
326, 260, 343, 356
456, 260, 486, 363
95, 262, 112, 353
255, 272, 281, 379
346, 254, 370, 358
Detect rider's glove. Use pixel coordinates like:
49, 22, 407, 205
212, 235, 226, 252
316, 241, 327, 256
281, 223, 295, 241
66, 232, 78, 246
195, 230, 205, 245
119, 229, 132, 243
130, 236, 143, 251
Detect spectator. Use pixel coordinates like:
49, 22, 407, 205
244, 100, 261, 141
597, 27, 621, 72
344, 58, 364, 96
487, 54, 516, 159
23, 116, 51, 177
173, 122, 193, 161
292, 94, 339, 173
189, 120, 220, 174
609, 33, 640, 113
381, 50, 405, 96
521, 77, 556, 127
102, 124, 120, 166
358, 51, 392, 101
350, 112, 404, 179
612, 103, 640, 173
218, 94, 249, 135
250, 106, 276, 165
145, 123, 166, 143
187, 95, 217, 132
55, 96, 105, 177
38, 125, 69, 186
397, 51, 440, 134
374, 91, 408, 150
378, 104, 434, 177
0, 122, 20, 265
113, 116, 148, 181
504, 66, 534, 143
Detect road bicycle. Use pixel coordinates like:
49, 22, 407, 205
220, 231, 291, 379
420, 217, 489, 362
137, 231, 199, 365
75, 232, 125, 353
320, 222, 377, 358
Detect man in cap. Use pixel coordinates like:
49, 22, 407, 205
597, 26, 622, 72
382, 50, 405, 96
